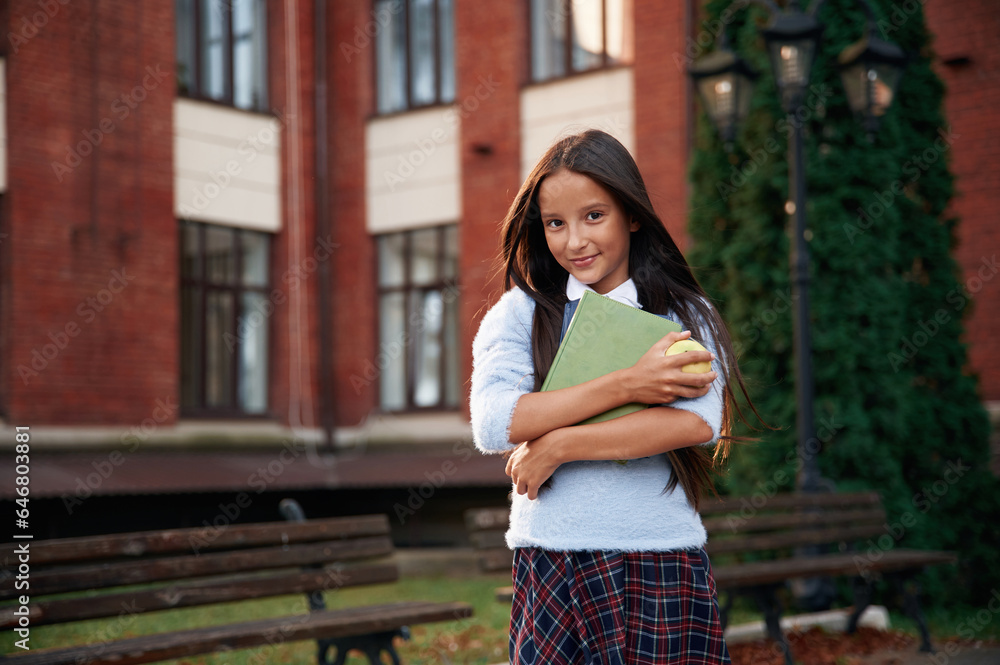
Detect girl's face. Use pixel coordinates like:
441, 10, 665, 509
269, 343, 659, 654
537, 168, 639, 295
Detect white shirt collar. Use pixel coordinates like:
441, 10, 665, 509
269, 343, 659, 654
566, 274, 643, 310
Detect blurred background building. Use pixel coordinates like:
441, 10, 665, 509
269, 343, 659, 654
0, 0, 996, 540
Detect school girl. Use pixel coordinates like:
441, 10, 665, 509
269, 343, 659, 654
470, 129, 765, 664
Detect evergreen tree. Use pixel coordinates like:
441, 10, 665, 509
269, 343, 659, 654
687, 0, 999, 607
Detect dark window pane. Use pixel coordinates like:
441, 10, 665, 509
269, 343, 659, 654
443, 289, 459, 407
376, 0, 407, 113
180, 286, 202, 409
409, 0, 436, 106
238, 291, 268, 413
233, 0, 266, 110
379, 292, 407, 410
200, 0, 228, 101
532, 0, 566, 80
571, 0, 603, 72
181, 222, 201, 279
438, 0, 455, 102
241, 230, 269, 287
410, 227, 439, 286
205, 290, 234, 408
442, 225, 458, 280
205, 226, 236, 284
176, 0, 196, 95
378, 233, 406, 288
411, 290, 443, 407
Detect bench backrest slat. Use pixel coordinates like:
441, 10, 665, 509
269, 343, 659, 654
9, 514, 390, 566
706, 524, 887, 556
702, 507, 886, 535
699, 491, 881, 516
1, 562, 398, 629
3, 536, 393, 600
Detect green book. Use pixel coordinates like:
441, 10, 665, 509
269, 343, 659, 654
540, 289, 682, 425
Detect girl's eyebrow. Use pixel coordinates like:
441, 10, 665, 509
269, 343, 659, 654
539, 200, 610, 218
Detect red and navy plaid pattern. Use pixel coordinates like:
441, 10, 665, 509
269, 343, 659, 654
509, 547, 731, 664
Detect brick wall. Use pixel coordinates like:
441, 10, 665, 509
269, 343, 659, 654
924, 0, 1000, 402
454, 0, 527, 419
2, 0, 177, 425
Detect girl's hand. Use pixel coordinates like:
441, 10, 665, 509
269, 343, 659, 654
505, 431, 564, 500
623, 330, 718, 404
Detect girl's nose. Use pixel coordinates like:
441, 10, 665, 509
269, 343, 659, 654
568, 224, 588, 250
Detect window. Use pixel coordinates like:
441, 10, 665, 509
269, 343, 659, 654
176, 0, 268, 112
377, 225, 460, 411
530, 0, 629, 82
375, 0, 455, 114
180, 221, 271, 415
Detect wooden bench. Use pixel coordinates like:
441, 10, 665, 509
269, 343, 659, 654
464, 507, 515, 602
466, 491, 956, 665
702, 490, 956, 664
0, 499, 473, 665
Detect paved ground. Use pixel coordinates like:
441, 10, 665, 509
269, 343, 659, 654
854, 644, 1000, 665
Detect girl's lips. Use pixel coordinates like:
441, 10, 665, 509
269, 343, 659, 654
570, 255, 598, 268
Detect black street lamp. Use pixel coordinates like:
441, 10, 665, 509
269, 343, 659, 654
688, 0, 907, 496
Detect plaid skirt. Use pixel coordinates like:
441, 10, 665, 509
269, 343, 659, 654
509, 547, 731, 665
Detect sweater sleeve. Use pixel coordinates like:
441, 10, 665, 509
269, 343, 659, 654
470, 289, 536, 454
663, 300, 725, 447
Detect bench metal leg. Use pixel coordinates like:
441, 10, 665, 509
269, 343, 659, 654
889, 573, 935, 653
325, 630, 406, 665
847, 575, 873, 634
751, 585, 794, 665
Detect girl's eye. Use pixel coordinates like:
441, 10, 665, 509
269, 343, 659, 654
545, 219, 563, 229
587, 211, 603, 221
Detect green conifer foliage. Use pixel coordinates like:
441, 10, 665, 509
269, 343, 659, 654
687, 0, 998, 606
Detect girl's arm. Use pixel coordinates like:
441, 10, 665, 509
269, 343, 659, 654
506, 406, 715, 500
508, 329, 716, 443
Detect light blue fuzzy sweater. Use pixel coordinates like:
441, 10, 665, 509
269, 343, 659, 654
469, 282, 725, 552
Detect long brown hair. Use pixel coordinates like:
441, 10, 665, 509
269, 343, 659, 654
498, 129, 772, 511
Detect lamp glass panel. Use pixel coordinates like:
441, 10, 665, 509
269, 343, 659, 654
871, 63, 901, 116
768, 38, 815, 90
839, 61, 868, 114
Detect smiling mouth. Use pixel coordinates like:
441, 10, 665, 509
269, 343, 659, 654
570, 255, 598, 267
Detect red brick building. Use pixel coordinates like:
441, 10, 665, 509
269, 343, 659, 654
0, 0, 996, 510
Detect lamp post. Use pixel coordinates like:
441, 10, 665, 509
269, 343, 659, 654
689, 0, 906, 494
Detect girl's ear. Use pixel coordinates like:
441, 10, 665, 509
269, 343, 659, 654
629, 218, 640, 232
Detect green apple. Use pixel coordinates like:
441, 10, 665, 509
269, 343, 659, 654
665, 338, 712, 373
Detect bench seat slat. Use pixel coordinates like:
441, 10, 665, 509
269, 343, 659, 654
706, 524, 888, 555
6, 515, 390, 566
0, 563, 399, 629
0, 601, 474, 665
5, 537, 392, 599
713, 549, 958, 589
